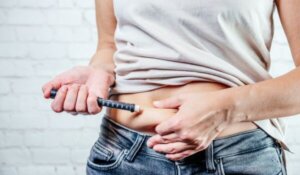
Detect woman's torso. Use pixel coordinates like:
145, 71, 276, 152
108, 81, 257, 138
106, 0, 282, 139
110, 0, 276, 96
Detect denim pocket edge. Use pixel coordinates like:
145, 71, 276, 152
87, 149, 127, 171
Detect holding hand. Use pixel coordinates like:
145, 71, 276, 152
41, 65, 115, 115
147, 90, 240, 161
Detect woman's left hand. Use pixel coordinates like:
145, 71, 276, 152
147, 89, 240, 161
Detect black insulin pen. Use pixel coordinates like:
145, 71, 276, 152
49, 89, 141, 113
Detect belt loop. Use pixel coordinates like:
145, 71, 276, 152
125, 134, 146, 162
205, 143, 216, 172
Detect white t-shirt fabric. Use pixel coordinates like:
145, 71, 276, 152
108, 0, 289, 151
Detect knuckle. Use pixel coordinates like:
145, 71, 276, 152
169, 147, 176, 153
60, 85, 68, 91
64, 106, 73, 111
179, 131, 193, 140
70, 83, 77, 89
73, 83, 81, 88
79, 84, 87, 91
76, 105, 86, 112
154, 126, 161, 134
170, 120, 182, 130
179, 132, 188, 140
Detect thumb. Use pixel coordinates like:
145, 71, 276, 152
153, 95, 183, 109
42, 78, 63, 99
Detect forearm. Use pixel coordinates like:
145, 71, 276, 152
226, 67, 300, 123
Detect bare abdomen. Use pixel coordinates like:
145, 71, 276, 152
108, 81, 257, 137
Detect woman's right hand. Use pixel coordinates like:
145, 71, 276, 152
41, 65, 115, 115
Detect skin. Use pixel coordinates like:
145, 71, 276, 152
41, 0, 300, 161
42, 0, 116, 115
147, 0, 300, 160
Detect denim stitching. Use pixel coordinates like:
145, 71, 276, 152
215, 158, 225, 175
125, 135, 146, 162
87, 149, 126, 171
215, 142, 276, 159
94, 141, 114, 161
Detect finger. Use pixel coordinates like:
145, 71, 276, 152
63, 84, 80, 112
75, 85, 88, 113
161, 133, 181, 142
166, 149, 197, 161
86, 78, 110, 115
67, 111, 78, 116
51, 85, 68, 113
153, 95, 183, 109
153, 142, 197, 154
155, 114, 182, 135
147, 134, 165, 148
80, 111, 90, 115
147, 133, 181, 148
42, 78, 62, 99
87, 93, 102, 115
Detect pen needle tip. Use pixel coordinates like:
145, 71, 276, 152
135, 105, 142, 113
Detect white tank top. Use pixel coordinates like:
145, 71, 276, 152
108, 0, 289, 150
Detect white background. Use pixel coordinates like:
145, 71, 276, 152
0, 0, 299, 174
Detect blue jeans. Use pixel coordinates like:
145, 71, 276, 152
86, 114, 287, 175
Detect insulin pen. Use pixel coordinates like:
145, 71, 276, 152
49, 89, 141, 113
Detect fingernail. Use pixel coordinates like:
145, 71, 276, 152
147, 141, 153, 147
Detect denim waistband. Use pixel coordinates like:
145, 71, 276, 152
100, 114, 278, 167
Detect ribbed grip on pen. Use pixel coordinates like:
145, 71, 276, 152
49, 88, 136, 112
97, 98, 135, 112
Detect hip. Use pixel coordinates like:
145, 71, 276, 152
86, 116, 286, 175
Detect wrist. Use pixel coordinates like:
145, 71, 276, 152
218, 86, 253, 124
89, 62, 115, 73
